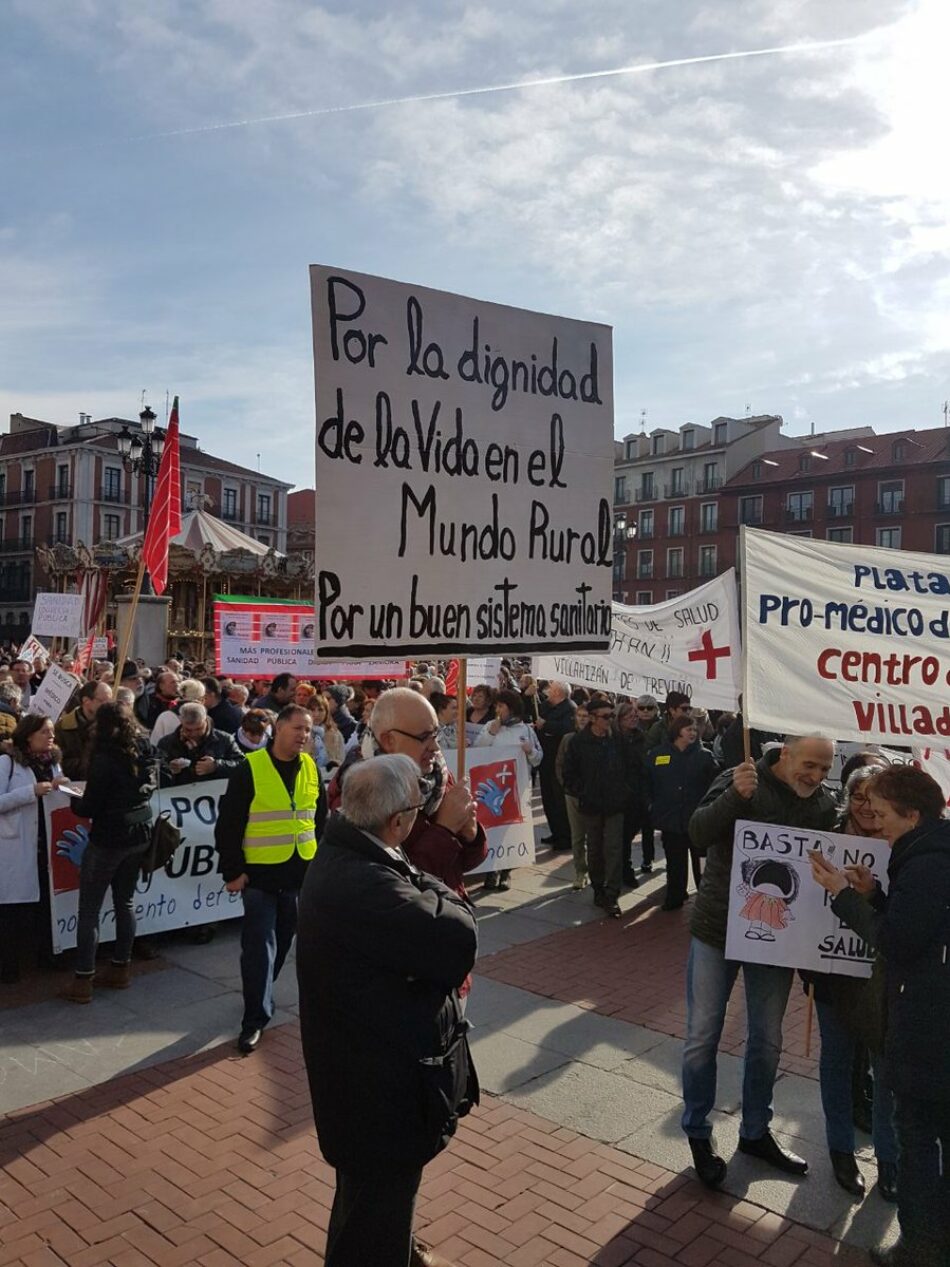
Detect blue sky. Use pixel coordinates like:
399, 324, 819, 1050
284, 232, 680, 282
2, 0, 948, 487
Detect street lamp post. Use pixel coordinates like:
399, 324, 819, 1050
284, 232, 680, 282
117, 405, 166, 596
613, 514, 637, 601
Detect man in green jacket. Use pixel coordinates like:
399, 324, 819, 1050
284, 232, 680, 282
683, 735, 836, 1188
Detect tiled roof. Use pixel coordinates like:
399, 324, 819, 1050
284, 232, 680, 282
726, 427, 950, 488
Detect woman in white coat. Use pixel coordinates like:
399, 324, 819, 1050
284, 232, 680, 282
0, 714, 67, 983
481, 689, 543, 892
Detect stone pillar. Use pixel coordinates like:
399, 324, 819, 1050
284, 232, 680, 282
115, 594, 170, 666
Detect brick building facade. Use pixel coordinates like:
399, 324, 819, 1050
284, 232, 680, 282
0, 412, 291, 643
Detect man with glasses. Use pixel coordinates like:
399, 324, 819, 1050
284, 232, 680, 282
297, 754, 478, 1267
562, 698, 639, 918
367, 688, 487, 902
634, 695, 661, 874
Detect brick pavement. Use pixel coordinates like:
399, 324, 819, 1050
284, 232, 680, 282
0, 1020, 866, 1267
475, 889, 819, 1081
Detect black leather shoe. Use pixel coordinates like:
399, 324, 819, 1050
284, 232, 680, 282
622, 870, 640, 889
541, 835, 556, 844
640, 862, 653, 874
238, 1028, 262, 1054
877, 1160, 898, 1203
830, 1150, 865, 1198
688, 1137, 726, 1188
738, 1131, 808, 1175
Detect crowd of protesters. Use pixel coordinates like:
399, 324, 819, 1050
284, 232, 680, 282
1, 643, 948, 1267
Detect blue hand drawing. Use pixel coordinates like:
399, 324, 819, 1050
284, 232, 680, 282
55, 825, 90, 868
475, 778, 511, 818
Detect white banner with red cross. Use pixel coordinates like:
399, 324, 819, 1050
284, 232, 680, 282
534, 571, 740, 709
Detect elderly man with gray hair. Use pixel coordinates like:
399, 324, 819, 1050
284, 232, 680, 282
535, 679, 576, 850
682, 733, 838, 1189
156, 700, 244, 786
297, 753, 478, 1267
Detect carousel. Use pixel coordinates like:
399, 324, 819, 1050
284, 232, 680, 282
36, 503, 314, 662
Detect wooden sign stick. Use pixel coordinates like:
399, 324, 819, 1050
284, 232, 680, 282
456, 658, 468, 784
115, 558, 147, 679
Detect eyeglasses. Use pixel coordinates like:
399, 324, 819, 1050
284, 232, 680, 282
399, 802, 426, 815
591, 711, 615, 720
850, 793, 872, 806
637, 705, 657, 712
390, 726, 440, 745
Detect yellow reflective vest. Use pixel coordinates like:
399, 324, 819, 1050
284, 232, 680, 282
242, 748, 319, 865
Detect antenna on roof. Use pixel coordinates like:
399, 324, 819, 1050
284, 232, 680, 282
639, 409, 647, 433
257, 453, 261, 472
745, 403, 751, 416
944, 399, 949, 427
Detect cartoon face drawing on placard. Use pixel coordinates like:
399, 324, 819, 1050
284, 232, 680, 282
737, 857, 801, 942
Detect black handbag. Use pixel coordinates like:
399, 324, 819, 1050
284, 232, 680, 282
142, 811, 182, 877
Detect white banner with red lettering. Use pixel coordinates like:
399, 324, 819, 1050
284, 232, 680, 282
443, 745, 534, 873
743, 528, 950, 745
534, 572, 740, 708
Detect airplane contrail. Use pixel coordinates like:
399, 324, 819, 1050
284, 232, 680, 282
138, 33, 871, 141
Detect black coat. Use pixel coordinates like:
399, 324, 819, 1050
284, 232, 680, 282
296, 812, 479, 1172
537, 697, 576, 764
562, 726, 636, 816
647, 740, 719, 834
208, 697, 244, 735
157, 725, 244, 786
73, 738, 156, 848
832, 818, 950, 1099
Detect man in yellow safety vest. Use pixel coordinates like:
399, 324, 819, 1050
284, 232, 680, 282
215, 703, 327, 1053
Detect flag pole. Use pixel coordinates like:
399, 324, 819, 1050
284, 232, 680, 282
116, 558, 147, 677
456, 658, 467, 784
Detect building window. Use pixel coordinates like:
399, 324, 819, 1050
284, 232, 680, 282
104, 466, 121, 500
739, 495, 763, 526
56, 464, 70, 496
699, 545, 717, 577
751, 461, 761, 480
827, 527, 853, 543
667, 547, 684, 579
638, 508, 654, 539
104, 513, 120, 540
636, 591, 652, 605
640, 472, 655, 501
786, 491, 813, 522
257, 492, 272, 525
668, 505, 685, 536
682, 429, 695, 451
614, 475, 628, 504
828, 485, 854, 517
936, 525, 950, 554
714, 422, 727, 445
701, 462, 720, 493
652, 434, 663, 456
257, 534, 271, 547
877, 480, 904, 514
21, 514, 32, 544
666, 590, 680, 600
54, 511, 68, 542
669, 467, 685, 495
0, 472, 5, 500
938, 477, 950, 510
637, 550, 653, 579
798, 453, 812, 472
23, 470, 34, 496
700, 502, 718, 533
876, 527, 901, 549
223, 487, 238, 519
625, 439, 637, 460
893, 441, 906, 461
844, 448, 856, 467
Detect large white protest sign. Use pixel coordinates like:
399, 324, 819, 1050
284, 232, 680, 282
442, 745, 534, 873
27, 663, 80, 723
724, 819, 890, 977
45, 779, 241, 953
32, 592, 83, 638
535, 572, 740, 708
17, 633, 48, 664
311, 266, 615, 658
743, 527, 950, 745
214, 596, 405, 680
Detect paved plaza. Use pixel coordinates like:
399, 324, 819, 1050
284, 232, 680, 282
0, 801, 897, 1265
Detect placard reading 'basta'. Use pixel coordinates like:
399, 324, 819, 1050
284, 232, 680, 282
311, 267, 615, 657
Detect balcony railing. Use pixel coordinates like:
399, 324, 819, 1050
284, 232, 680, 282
0, 538, 33, 554
48, 484, 73, 500
875, 499, 904, 515
256, 512, 273, 526
0, 489, 36, 507
696, 475, 722, 493
739, 510, 763, 526
634, 488, 656, 504
785, 507, 814, 523
663, 483, 687, 499
827, 502, 853, 518
100, 485, 127, 503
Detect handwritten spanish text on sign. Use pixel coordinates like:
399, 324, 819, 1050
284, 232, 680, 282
724, 819, 890, 977
742, 527, 950, 744
311, 267, 615, 657
32, 592, 84, 638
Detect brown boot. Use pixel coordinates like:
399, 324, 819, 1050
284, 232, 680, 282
61, 974, 94, 1004
97, 961, 132, 989
410, 1239, 456, 1267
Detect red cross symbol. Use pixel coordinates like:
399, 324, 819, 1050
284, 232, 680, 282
687, 629, 731, 680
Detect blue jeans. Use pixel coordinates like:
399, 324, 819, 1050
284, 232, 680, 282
240, 885, 298, 1032
894, 1094, 950, 1257
75, 841, 151, 975
682, 936, 792, 1140
814, 999, 897, 1162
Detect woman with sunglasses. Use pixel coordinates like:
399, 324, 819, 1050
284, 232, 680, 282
646, 715, 719, 911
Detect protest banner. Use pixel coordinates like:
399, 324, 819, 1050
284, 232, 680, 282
724, 819, 890, 977
310, 266, 615, 658
16, 632, 48, 664
214, 596, 405, 680
742, 526, 950, 744
45, 779, 241, 953
535, 573, 740, 708
466, 656, 502, 686
32, 592, 84, 638
442, 745, 534, 873
912, 746, 950, 803
27, 663, 80, 723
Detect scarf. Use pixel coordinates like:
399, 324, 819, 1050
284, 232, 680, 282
361, 729, 447, 815
25, 750, 56, 782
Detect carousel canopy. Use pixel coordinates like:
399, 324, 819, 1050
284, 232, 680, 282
117, 508, 281, 557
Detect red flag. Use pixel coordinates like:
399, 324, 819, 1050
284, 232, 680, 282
444, 659, 459, 695
141, 396, 182, 595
